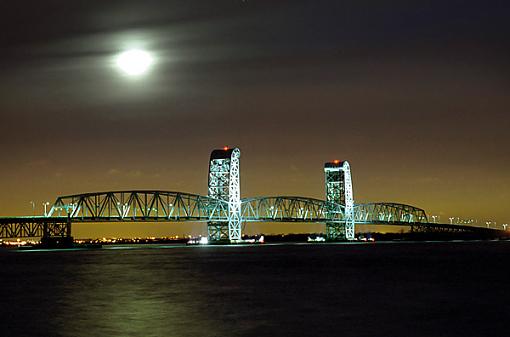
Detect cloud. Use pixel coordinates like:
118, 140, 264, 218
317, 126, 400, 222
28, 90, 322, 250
107, 168, 144, 178
107, 168, 121, 175
416, 176, 442, 184
26, 159, 51, 168
127, 170, 142, 177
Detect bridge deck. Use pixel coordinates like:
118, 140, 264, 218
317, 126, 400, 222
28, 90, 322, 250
1, 215, 505, 239
0, 192, 505, 239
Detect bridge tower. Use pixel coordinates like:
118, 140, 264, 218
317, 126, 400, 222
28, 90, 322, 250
207, 147, 242, 242
324, 160, 355, 240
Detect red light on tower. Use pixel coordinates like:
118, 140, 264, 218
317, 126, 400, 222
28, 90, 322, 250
223, 146, 229, 151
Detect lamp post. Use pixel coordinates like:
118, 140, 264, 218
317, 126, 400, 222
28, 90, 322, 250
29, 201, 35, 216
42, 202, 50, 217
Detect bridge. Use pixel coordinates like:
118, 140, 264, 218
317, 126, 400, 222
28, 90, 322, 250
1, 147, 506, 242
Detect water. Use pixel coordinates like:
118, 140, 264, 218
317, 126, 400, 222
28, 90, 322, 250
1, 241, 509, 337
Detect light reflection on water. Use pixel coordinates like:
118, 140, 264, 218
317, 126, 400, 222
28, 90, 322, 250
1, 242, 509, 337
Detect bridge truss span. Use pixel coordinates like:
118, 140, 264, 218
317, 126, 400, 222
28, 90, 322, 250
354, 202, 428, 224
0, 217, 70, 239
241, 196, 345, 223
47, 190, 229, 222
47, 194, 429, 226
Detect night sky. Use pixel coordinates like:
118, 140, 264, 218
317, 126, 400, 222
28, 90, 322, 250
1, 1, 509, 236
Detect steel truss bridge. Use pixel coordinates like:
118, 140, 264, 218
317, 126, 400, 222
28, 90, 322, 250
44, 192, 426, 224
0, 148, 506, 242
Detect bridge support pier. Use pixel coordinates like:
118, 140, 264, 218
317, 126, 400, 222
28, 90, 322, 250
207, 223, 229, 241
207, 147, 242, 242
326, 223, 346, 241
41, 216, 73, 247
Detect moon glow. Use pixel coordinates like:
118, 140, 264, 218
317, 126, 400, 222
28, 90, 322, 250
115, 49, 154, 76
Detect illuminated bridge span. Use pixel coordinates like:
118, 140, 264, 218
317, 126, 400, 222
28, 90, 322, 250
0, 147, 506, 242
241, 198, 427, 225
3, 194, 427, 240
241, 196, 344, 222
354, 203, 427, 224
46, 193, 425, 226
47, 191, 230, 221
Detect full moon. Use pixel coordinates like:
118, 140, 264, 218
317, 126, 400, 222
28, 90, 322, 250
115, 49, 154, 76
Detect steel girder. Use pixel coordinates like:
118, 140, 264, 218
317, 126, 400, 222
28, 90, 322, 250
47, 191, 229, 222
0, 217, 69, 239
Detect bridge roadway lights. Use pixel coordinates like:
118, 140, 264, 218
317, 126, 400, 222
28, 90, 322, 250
324, 160, 355, 241
207, 147, 242, 242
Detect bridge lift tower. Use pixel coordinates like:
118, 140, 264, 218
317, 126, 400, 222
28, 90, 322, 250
324, 160, 355, 240
207, 147, 242, 242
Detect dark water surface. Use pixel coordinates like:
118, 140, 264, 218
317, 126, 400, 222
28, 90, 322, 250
1, 241, 509, 337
